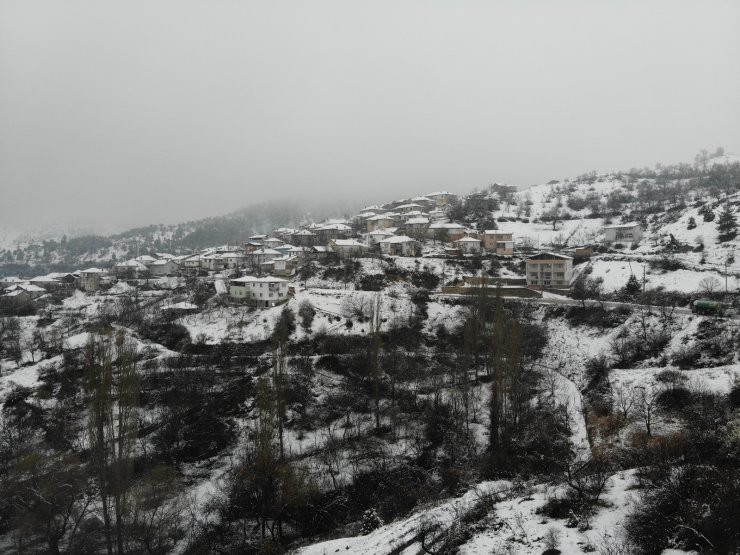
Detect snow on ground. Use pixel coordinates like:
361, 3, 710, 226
293, 480, 513, 555
294, 470, 643, 555
587, 259, 733, 294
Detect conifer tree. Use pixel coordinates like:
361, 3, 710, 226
717, 204, 737, 238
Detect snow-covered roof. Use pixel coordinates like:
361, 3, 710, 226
7, 283, 46, 292
406, 217, 430, 225
527, 252, 573, 261
250, 248, 281, 256
367, 229, 396, 236
331, 239, 368, 248
292, 230, 316, 236
81, 267, 106, 274
412, 196, 432, 202
318, 223, 352, 231
249, 234, 267, 240
484, 229, 511, 234
115, 259, 148, 269
380, 235, 417, 244
395, 203, 423, 210
426, 191, 455, 197
150, 258, 177, 266
429, 222, 464, 229
455, 237, 481, 243
134, 255, 157, 263
603, 222, 641, 229
231, 276, 289, 284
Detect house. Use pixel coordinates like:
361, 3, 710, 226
315, 223, 353, 244
249, 234, 267, 245
1, 289, 32, 306
603, 222, 642, 244
113, 259, 150, 278
178, 254, 201, 272
229, 276, 290, 307
244, 241, 263, 253
217, 252, 246, 270
366, 213, 399, 233
379, 235, 420, 256
394, 203, 424, 214
366, 229, 396, 247
291, 230, 317, 247
134, 255, 158, 267
262, 237, 284, 249
200, 252, 223, 271
4, 283, 47, 300
79, 268, 107, 292
525, 252, 573, 289
328, 239, 369, 258
272, 255, 300, 276
428, 223, 466, 242
405, 217, 430, 239
148, 259, 180, 276
426, 191, 458, 207
454, 236, 482, 254
247, 248, 282, 269
482, 230, 515, 255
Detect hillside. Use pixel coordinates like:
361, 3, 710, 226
0, 152, 739, 554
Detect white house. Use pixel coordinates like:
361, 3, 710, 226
379, 235, 420, 256
454, 236, 482, 254
228, 276, 290, 307
603, 222, 642, 244
134, 255, 158, 267
328, 239, 369, 257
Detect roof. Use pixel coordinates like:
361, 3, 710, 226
394, 203, 423, 210
603, 222, 641, 229
527, 252, 573, 261
231, 276, 289, 284
134, 255, 157, 263
484, 229, 511, 235
250, 248, 281, 256
429, 222, 464, 229
292, 230, 316, 236
406, 217, 430, 225
380, 235, 417, 244
426, 191, 455, 197
331, 239, 368, 248
116, 259, 148, 268
150, 259, 177, 266
368, 213, 399, 221
249, 234, 267, 239
81, 267, 106, 274
318, 223, 352, 231
367, 229, 395, 236
455, 237, 481, 243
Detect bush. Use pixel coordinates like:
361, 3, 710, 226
298, 300, 316, 332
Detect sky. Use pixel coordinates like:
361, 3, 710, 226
1, 0, 739, 231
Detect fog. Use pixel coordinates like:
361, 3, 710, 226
1, 0, 739, 230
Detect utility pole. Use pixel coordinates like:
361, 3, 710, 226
642, 264, 646, 295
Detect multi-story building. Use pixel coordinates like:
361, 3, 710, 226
482, 230, 515, 255
228, 276, 290, 307
525, 252, 573, 289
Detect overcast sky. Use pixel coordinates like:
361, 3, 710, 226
1, 0, 739, 230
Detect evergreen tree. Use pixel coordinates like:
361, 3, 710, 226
623, 273, 641, 298
717, 205, 737, 238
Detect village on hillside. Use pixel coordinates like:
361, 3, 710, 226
2, 176, 739, 318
